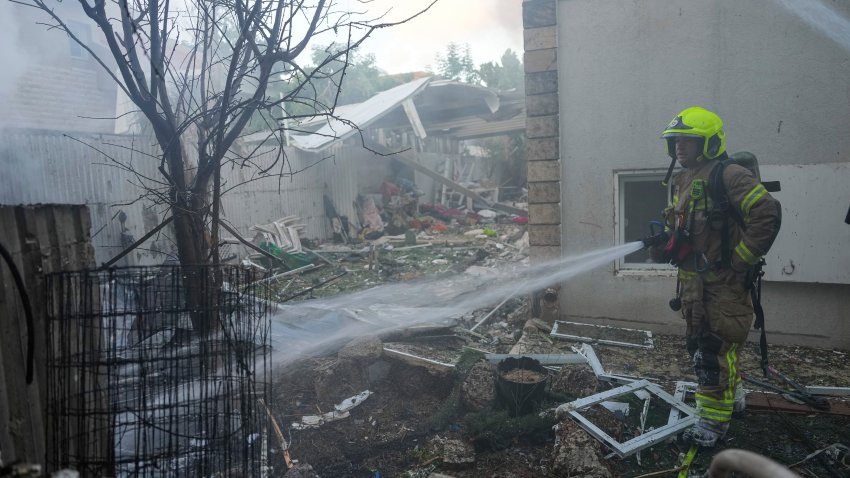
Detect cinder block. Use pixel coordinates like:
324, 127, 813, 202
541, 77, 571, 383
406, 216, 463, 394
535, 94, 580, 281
523, 0, 557, 29
526, 115, 558, 139
524, 49, 557, 73
526, 93, 558, 117
529, 203, 561, 225
526, 137, 558, 161
529, 181, 560, 204
525, 71, 558, 96
529, 224, 561, 246
524, 26, 557, 51
527, 160, 560, 182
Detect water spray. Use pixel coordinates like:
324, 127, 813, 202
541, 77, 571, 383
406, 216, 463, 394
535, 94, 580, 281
269, 241, 646, 364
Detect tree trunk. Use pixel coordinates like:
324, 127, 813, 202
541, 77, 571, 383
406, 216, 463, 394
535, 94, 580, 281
163, 146, 220, 338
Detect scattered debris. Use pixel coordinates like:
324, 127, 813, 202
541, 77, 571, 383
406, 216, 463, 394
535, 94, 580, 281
291, 391, 372, 430
258, 221, 850, 478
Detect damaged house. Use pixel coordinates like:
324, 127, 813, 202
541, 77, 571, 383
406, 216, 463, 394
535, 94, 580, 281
0, 75, 526, 266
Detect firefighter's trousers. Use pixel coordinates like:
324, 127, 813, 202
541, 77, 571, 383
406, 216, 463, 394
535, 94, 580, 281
680, 272, 753, 424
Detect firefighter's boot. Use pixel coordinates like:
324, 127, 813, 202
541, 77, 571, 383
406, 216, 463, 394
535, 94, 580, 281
682, 418, 730, 448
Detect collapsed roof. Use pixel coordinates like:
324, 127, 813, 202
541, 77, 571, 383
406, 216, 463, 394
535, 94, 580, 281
287, 77, 526, 152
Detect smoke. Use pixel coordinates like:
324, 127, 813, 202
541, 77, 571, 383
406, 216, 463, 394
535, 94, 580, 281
775, 0, 850, 53
0, 3, 32, 103
352, 0, 525, 74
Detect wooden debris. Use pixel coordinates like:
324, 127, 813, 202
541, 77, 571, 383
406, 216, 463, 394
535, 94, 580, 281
745, 392, 850, 416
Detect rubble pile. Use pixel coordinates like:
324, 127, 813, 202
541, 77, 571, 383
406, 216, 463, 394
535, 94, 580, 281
228, 192, 849, 478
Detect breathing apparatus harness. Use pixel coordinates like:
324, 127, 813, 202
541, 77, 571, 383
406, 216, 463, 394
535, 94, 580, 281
708, 159, 770, 376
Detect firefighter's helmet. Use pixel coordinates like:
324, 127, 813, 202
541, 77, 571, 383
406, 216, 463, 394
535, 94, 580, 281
662, 107, 726, 161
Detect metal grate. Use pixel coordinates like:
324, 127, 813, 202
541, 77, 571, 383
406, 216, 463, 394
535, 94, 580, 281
45, 266, 273, 477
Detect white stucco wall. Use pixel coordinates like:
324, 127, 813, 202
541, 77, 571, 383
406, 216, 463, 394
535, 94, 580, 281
556, 0, 850, 347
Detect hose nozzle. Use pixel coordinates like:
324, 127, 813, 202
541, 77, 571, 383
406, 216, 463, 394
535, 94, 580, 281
641, 220, 669, 248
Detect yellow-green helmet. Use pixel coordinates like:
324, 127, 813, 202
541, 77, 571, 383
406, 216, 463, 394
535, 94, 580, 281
662, 106, 726, 161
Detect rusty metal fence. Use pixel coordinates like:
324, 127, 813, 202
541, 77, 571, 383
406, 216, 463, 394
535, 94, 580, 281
45, 266, 273, 476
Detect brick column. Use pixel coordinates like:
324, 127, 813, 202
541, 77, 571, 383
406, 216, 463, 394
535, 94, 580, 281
523, 0, 560, 264
523, 0, 561, 321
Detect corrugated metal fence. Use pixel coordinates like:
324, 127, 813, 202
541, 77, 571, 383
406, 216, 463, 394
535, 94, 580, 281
0, 129, 396, 266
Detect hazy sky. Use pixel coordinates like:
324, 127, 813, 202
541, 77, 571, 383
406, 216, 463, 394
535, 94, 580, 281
347, 0, 525, 74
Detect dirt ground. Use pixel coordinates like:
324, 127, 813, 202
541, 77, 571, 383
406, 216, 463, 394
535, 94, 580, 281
267, 225, 850, 478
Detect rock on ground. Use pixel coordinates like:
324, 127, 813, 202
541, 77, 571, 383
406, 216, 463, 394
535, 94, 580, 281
284, 463, 321, 478
314, 336, 385, 406
462, 359, 497, 411
550, 364, 599, 398
338, 336, 383, 361
426, 435, 476, 469
551, 419, 613, 478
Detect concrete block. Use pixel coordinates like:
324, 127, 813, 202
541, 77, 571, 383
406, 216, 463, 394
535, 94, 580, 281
526, 137, 559, 161
523, 0, 557, 29
526, 93, 559, 117
526, 115, 559, 139
529, 203, 561, 225
525, 48, 557, 73
524, 26, 557, 51
527, 159, 561, 182
526, 70, 558, 95
529, 181, 560, 203
529, 224, 561, 246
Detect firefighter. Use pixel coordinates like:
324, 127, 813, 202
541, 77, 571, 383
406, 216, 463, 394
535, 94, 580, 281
651, 106, 782, 447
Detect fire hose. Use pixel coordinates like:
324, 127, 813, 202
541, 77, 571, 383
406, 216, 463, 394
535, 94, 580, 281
707, 449, 801, 478
0, 242, 35, 384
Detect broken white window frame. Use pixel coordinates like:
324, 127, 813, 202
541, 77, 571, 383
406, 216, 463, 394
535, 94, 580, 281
555, 379, 698, 458
573, 343, 640, 384
551, 320, 655, 350
668, 381, 697, 425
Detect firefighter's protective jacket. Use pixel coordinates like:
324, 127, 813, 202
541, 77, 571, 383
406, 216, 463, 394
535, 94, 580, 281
666, 157, 781, 286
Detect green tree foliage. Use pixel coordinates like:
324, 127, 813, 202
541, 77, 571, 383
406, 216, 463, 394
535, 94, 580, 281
479, 49, 524, 93
434, 42, 479, 84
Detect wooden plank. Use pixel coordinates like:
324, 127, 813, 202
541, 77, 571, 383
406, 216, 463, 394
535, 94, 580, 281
0, 207, 20, 462
0, 205, 98, 470
745, 392, 850, 416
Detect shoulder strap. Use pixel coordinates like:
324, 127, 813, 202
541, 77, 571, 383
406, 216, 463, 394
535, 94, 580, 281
708, 161, 737, 268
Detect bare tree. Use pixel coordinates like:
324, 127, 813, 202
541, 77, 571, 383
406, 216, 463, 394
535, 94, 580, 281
19, 0, 435, 335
